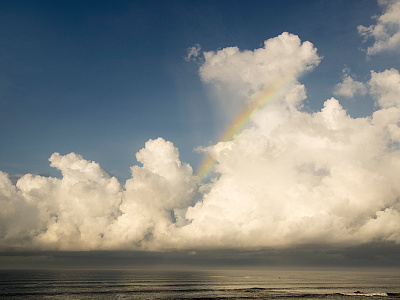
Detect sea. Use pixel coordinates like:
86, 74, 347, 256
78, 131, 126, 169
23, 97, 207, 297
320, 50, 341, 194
0, 268, 399, 299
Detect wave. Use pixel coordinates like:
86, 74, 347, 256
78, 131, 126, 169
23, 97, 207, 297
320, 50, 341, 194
2, 289, 400, 299
338, 291, 400, 297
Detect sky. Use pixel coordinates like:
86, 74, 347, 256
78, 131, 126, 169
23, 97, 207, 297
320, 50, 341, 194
1, 0, 400, 269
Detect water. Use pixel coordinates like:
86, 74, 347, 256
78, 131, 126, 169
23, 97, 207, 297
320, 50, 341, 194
0, 269, 399, 299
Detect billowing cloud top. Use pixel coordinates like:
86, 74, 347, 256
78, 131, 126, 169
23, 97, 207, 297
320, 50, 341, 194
1, 14, 400, 252
200, 32, 321, 99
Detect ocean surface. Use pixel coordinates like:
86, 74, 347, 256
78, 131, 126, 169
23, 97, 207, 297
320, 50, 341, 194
0, 268, 399, 299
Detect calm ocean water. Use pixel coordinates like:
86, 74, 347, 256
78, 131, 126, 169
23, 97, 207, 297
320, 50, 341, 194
0, 269, 399, 299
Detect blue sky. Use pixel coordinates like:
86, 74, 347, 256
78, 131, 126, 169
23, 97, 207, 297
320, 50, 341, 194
0, 0, 386, 181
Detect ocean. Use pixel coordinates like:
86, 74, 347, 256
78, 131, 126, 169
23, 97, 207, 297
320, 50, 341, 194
0, 268, 399, 299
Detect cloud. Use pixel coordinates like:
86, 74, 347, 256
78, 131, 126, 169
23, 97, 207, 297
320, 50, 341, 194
179, 32, 400, 249
358, 0, 400, 55
185, 44, 201, 61
334, 70, 367, 98
0, 139, 199, 251
12, 152, 123, 250
196, 32, 321, 122
105, 138, 198, 250
369, 68, 400, 108
199, 32, 321, 99
0, 171, 40, 246
180, 91, 400, 248
1, 33, 400, 253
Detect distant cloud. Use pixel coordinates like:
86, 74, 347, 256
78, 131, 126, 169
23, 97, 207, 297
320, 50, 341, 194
185, 44, 201, 61
1, 32, 400, 252
358, 0, 400, 55
334, 70, 367, 98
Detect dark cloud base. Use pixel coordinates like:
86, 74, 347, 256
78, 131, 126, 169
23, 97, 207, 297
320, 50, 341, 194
1, 243, 400, 270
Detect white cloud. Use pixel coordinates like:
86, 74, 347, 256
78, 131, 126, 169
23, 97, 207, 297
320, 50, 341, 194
180, 92, 400, 248
0, 138, 199, 251
198, 32, 321, 122
0, 171, 40, 247
369, 68, 400, 108
106, 138, 198, 250
358, 0, 400, 55
1, 33, 400, 252
14, 153, 123, 250
334, 72, 367, 98
200, 32, 321, 99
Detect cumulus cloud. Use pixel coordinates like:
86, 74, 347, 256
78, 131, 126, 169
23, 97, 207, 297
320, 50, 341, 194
358, 0, 400, 55
197, 32, 321, 121
369, 68, 400, 108
12, 152, 123, 250
334, 70, 367, 98
105, 138, 198, 250
200, 32, 320, 98
0, 138, 200, 251
1, 32, 400, 252
181, 92, 400, 248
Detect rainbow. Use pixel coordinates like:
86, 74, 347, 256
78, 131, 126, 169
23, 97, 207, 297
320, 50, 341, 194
196, 72, 295, 179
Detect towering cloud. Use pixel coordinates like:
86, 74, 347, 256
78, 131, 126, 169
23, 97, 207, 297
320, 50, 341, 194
200, 32, 321, 98
198, 33, 321, 122
105, 138, 198, 251
1, 27, 400, 251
